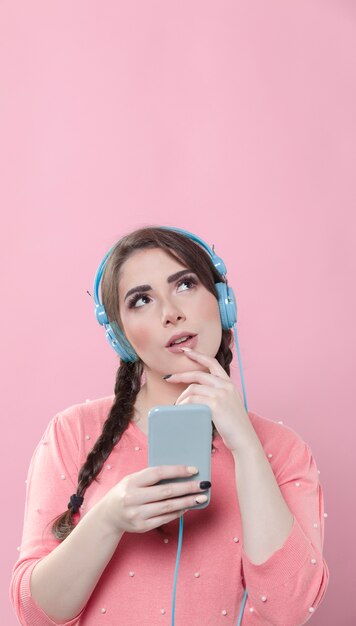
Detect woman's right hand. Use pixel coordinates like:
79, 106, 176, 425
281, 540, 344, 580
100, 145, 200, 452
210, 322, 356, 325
103, 465, 209, 534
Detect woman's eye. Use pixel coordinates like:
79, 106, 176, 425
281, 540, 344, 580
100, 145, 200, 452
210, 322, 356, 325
128, 294, 151, 309
128, 275, 198, 309
177, 277, 196, 291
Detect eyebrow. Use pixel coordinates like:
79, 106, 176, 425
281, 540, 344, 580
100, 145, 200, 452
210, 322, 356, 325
124, 269, 195, 302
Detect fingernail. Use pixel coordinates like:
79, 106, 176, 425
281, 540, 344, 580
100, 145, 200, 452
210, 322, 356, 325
199, 481, 211, 489
187, 466, 199, 474
195, 494, 208, 503
180, 347, 192, 351
162, 374, 172, 379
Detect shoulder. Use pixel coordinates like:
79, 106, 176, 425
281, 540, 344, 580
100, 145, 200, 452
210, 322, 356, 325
247, 410, 312, 474
50, 394, 116, 438
248, 410, 307, 449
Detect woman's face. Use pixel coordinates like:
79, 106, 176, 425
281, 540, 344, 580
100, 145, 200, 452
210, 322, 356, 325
117, 247, 222, 375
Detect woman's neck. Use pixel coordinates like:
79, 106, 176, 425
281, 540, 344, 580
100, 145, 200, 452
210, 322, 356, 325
133, 379, 186, 432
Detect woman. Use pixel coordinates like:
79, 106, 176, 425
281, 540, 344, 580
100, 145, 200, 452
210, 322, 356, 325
10, 226, 329, 625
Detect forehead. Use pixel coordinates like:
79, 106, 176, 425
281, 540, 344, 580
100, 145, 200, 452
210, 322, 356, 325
118, 248, 187, 290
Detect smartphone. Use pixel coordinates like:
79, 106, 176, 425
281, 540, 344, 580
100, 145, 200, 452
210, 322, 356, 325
148, 403, 212, 510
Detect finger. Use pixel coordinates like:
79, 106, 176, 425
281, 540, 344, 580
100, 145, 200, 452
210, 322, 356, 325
166, 370, 226, 387
176, 395, 213, 408
146, 475, 208, 503
136, 464, 198, 487
142, 491, 208, 521
142, 495, 203, 525
144, 508, 188, 530
175, 384, 216, 404
180, 348, 230, 378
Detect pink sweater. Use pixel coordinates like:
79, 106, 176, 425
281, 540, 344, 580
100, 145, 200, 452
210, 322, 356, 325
10, 395, 329, 625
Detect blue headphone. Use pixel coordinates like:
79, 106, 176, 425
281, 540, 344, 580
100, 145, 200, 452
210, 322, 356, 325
93, 226, 238, 362
92, 225, 249, 625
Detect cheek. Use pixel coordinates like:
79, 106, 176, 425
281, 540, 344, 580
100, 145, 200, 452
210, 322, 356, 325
203, 295, 223, 341
199, 293, 221, 323
126, 323, 152, 352
197, 294, 222, 348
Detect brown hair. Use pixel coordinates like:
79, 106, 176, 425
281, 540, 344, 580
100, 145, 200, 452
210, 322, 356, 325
50, 226, 234, 540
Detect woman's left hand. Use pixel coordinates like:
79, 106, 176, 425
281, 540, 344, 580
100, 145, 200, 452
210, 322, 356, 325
164, 347, 254, 454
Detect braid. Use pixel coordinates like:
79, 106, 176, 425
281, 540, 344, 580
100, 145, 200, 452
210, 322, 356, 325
50, 359, 143, 541
50, 329, 233, 542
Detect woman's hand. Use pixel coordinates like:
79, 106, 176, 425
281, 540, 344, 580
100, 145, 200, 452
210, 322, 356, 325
103, 465, 210, 534
165, 347, 255, 454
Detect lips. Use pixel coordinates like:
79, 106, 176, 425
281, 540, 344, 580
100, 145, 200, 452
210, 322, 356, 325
166, 334, 198, 353
165, 332, 197, 347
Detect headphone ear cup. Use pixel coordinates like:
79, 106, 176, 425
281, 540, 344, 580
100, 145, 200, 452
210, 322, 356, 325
106, 321, 139, 362
215, 282, 237, 329
95, 303, 109, 325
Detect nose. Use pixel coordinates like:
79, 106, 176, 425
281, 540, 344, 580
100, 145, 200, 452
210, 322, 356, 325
161, 301, 186, 326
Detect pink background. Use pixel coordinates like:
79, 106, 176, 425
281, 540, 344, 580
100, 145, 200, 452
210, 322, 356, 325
1, 1, 355, 624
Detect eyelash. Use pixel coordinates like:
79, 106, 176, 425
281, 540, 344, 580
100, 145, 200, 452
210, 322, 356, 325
127, 275, 198, 309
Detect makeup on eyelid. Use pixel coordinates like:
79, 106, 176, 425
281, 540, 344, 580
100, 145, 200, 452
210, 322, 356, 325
127, 274, 198, 309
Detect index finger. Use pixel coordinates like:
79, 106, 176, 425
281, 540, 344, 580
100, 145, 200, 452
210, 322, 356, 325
137, 465, 199, 486
180, 347, 230, 379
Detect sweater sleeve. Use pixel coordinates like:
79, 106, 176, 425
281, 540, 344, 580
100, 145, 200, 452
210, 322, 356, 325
9, 412, 87, 626
240, 439, 330, 626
